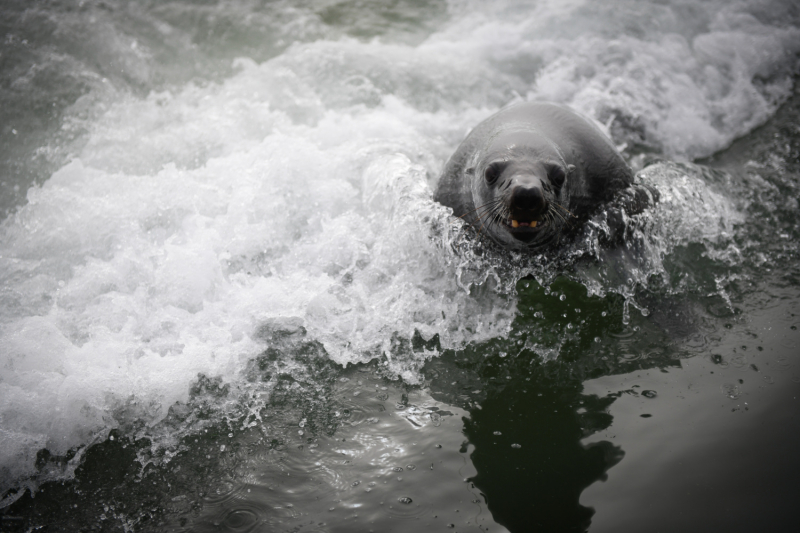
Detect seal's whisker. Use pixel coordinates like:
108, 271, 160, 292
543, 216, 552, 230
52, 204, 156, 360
458, 199, 504, 221
550, 207, 567, 225
451, 200, 504, 236
471, 200, 505, 236
553, 202, 577, 219
476, 202, 503, 235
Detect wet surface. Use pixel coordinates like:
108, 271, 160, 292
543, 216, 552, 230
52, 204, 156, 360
2, 1, 800, 532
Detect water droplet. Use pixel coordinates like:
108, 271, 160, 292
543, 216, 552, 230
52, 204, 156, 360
559, 294, 566, 301
398, 497, 413, 504
352, 481, 361, 486
601, 311, 607, 317
511, 443, 521, 449
406, 464, 417, 470
493, 431, 502, 435
392, 467, 404, 472
641, 390, 657, 399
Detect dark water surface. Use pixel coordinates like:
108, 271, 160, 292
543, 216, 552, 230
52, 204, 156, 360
2, 1, 800, 532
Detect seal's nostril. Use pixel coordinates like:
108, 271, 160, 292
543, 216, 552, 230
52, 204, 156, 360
512, 186, 546, 213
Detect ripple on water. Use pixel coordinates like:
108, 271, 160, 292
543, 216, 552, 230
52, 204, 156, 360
197, 486, 277, 533
215, 507, 260, 532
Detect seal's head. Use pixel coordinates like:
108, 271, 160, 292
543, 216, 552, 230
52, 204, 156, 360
467, 128, 576, 250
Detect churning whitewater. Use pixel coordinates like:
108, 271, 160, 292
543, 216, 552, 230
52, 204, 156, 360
1, 0, 799, 501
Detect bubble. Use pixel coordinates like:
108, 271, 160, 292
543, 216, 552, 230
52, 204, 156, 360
406, 464, 416, 470
392, 467, 404, 472
721, 383, 741, 399
730, 355, 748, 368
559, 294, 566, 301
493, 431, 502, 435
641, 390, 657, 399
398, 497, 413, 504
510, 443, 521, 449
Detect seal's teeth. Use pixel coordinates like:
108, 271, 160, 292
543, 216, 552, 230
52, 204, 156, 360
511, 220, 519, 228
530, 221, 538, 228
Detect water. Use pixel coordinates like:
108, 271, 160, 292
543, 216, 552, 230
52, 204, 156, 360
1, 0, 799, 531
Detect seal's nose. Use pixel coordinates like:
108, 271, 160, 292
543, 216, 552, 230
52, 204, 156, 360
511, 183, 546, 216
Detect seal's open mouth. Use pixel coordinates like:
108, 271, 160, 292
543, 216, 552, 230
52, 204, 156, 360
510, 219, 538, 228
505, 218, 545, 242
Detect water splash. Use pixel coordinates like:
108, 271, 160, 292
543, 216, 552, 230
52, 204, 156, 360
1, 0, 798, 500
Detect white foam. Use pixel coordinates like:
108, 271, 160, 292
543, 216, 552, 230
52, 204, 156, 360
1, 0, 798, 496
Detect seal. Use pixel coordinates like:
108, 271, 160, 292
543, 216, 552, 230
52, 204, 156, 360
434, 102, 655, 251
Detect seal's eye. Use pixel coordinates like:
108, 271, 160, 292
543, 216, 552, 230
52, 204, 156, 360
548, 166, 566, 188
484, 162, 506, 185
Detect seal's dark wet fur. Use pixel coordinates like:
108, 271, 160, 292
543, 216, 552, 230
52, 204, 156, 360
435, 102, 656, 251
